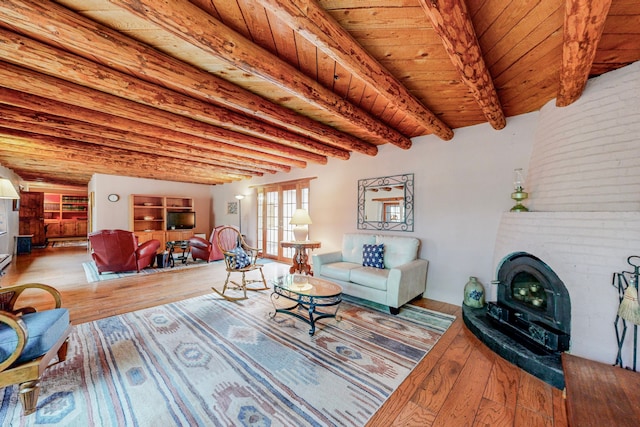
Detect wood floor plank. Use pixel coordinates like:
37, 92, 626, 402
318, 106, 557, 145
483, 354, 521, 408
514, 405, 553, 427
517, 370, 554, 418
473, 397, 515, 427
430, 344, 495, 426
552, 387, 568, 427
410, 331, 475, 412
390, 400, 437, 427
366, 320, 463, 426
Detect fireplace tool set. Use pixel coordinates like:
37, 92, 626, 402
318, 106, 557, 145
613, 255, 640, 371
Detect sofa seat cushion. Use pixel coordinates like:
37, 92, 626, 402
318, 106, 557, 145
350, 267, 389, 291
320, 262, 361, 282
0, 308, 70, 365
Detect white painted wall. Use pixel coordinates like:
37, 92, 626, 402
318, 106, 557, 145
0, 166, 20, 256
528, 61, 640, 212
89, 174, 213, 235
211, 113, 537, 305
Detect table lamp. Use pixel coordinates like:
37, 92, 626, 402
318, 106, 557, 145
290, 209, 312, 241
0, 178, 20, 199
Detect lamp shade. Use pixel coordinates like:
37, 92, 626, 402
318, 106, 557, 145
290, 209, 312, 241
0, 178, 19, 199
289, 209, 312, 225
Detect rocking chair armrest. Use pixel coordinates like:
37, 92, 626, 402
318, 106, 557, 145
240, 242, 261, 253
0, 283, 63, 313
0, 311, 27, 372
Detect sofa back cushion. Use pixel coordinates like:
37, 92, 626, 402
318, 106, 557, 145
342, 233, 376, 264
376, 235, 419, 268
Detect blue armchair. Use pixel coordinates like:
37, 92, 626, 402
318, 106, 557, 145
0, 283, 72, 415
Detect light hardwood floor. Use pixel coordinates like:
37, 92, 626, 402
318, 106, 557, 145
2, 245, 568, 427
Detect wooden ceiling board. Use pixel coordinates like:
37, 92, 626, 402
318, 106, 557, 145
238, 1, 278, 51
266, 10, 300, 67
294, 32, 320, 81
192, 0, 246, 36
467, 0, 511, 39
316, 51, 338, 91
481, 3, 564, 77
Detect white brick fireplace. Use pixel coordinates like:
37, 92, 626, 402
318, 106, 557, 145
491, 61, 640, 365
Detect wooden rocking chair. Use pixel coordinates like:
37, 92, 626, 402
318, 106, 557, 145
212, 226, 268, 301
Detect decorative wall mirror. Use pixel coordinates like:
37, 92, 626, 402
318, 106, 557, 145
357, 173, 414, 232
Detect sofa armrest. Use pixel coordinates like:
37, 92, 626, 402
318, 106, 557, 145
385, 259, 429, 309
137, 239, 161, 257
311, 251, 343, 275
188, 236, 211, 251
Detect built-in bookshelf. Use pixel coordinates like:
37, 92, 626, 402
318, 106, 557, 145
130, 195, 195, 249
44, 193, 88, 238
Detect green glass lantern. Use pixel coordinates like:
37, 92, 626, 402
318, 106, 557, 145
510, 168, 529, 212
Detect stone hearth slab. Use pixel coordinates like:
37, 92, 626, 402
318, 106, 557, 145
462, 305, 564, 389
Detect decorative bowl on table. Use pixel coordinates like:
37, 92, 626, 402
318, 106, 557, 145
291, 275, 313, 292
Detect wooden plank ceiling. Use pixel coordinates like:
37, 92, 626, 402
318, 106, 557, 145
0, 0, 638, 187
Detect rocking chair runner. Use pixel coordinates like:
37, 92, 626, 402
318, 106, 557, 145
213, 226, 268, 301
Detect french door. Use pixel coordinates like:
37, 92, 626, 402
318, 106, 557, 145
256, 178, 310, 262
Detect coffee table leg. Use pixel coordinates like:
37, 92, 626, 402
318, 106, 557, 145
308, 303, 316, 336
270, 291, 341, 336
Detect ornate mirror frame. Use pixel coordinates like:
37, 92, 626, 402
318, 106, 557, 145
357, 173, 414, 232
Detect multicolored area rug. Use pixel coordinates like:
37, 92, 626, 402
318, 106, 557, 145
82, 259, 273, 283
82, 259, 218, 283
0, 292, 454, 426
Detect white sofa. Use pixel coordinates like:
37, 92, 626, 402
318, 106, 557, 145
312, 233, 428, 314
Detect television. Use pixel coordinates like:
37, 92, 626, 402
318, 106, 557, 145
166, 211, 196, 230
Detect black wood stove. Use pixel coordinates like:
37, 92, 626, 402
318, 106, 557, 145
487, 252, 571, 353
462, 252, 571, 389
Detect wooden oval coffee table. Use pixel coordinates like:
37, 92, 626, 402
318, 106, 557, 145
269, 275, 342, 336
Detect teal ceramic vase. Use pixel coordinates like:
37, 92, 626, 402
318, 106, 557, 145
463, 276, 485, 308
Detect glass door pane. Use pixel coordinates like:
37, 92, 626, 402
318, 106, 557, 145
256, 180, 311, 262
264, 190, 279, 258
282, 187, 296, 258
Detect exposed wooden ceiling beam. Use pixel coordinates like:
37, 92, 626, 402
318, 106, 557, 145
0, 29, 350, 162
0, 129, 241, 184
0, 62, 329, 166
0, 0, 377, 157
252, 0, 454, 141
0, 87, 307, 170
557, 0, 613, 107
418, 0, 506, 130
0, 106, 281, 176
105, 0, 413, 149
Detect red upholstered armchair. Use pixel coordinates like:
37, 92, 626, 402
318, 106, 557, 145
88, 229, 160, 274
189, 225, 228, 263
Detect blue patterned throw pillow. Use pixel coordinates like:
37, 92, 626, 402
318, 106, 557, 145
227, 246, 251, 269
362, 244, 384, 269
